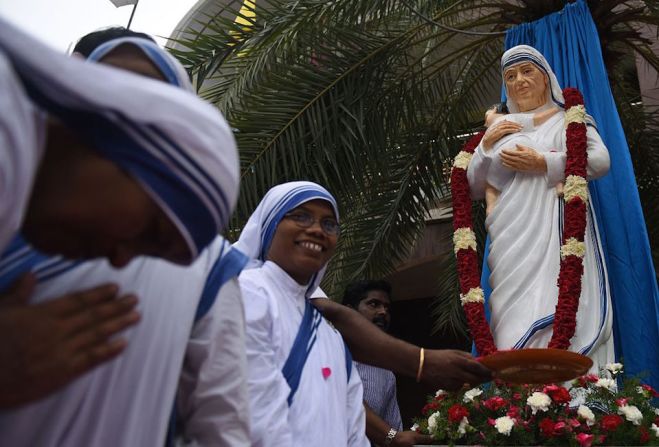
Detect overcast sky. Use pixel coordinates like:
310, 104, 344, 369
0, 0, 199, 51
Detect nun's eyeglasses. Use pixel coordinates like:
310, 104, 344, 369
283, 211, 340, 236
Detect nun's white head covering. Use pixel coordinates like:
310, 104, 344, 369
501, 45, 564, 113
233, 181, 339, 297
0, 17, 239, 262
88, 37, 193, 92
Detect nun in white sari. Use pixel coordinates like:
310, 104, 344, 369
467, 45, 614, 372
0, 16, 239, 263
234, 181, 369, 447
0, 36, 250, 447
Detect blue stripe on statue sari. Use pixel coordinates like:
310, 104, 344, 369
579, 201, 609, 356
511, 201, 609, 354
480, 0, 658, 388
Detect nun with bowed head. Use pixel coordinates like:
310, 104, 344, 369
467, 45, 614, 371
234, 181, 369, 447
0, 33, 250, 446
0, 18, 239, 409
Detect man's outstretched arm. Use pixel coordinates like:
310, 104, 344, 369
313, 298, 492, 390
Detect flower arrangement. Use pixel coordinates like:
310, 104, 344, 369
449, 87, 589, 355
413, 363, 659, 446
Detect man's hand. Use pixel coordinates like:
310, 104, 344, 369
392, 430, 434, 446
482, 120, 522, 150
0, 274, 140, 408
420, 349, 492, 391
500, 144, 547, 173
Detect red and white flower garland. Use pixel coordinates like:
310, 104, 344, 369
450, 88, 589, 355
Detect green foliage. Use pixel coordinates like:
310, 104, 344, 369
171, 0, 659, 332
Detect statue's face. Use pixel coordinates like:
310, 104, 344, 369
504, 62, 548, 112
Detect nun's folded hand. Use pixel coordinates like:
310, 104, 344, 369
0, 274, 140, 408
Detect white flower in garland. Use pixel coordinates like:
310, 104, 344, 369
564, 104, 586, 126
564, 175, 589, 203
435, 389, 447, 398
577, 405, 596, 426
527, 392, 551, 415
618, 405, 643, 426
428, 412, 440, 431
463, 387, 483, 403
410, 423, 419, 432
460, 287, 484, 305
595, 378, 617, 392
453, 227, 477, 254
651, 423, 659, 438
561, 238, 586, 259
605, 362, 624, 375
457, 417, 469, 435
494, 416, 514, 436
453, 151, 473, 170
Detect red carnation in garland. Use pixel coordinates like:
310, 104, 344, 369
563, 200, 587, 239
576, 432, 595, 447
483, 396, 508, 412
640, 426, 650, 444
539, 418, 558, 438
563, 87, 584, 107
600, 414, 624, 432
447, 404, 470, 423
543, 384, 571, 404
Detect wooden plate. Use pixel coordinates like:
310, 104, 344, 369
478, 348, 593, 384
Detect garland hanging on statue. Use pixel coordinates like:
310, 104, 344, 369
450, 88, 589, 356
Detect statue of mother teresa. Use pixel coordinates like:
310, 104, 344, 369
467, 45, 614, 372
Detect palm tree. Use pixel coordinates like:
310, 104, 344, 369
171, 0, 659, 336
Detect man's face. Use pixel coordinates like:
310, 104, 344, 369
23, 42, 191, 268
267, 200, 338, 285
504, 62, 548, 112
356, 289, 391, 331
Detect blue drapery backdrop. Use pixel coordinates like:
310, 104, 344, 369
479, 0, 659, 389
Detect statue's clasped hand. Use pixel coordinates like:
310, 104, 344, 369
500, 144, 547, 173
482, 120, 522, 151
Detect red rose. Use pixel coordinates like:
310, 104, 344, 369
483, 396, 507, 412
600, 414, 623, 432
447, 404, 469, 423
539, 418, 557, 438
576, 433, 594, 447
640, 426, 650, 444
